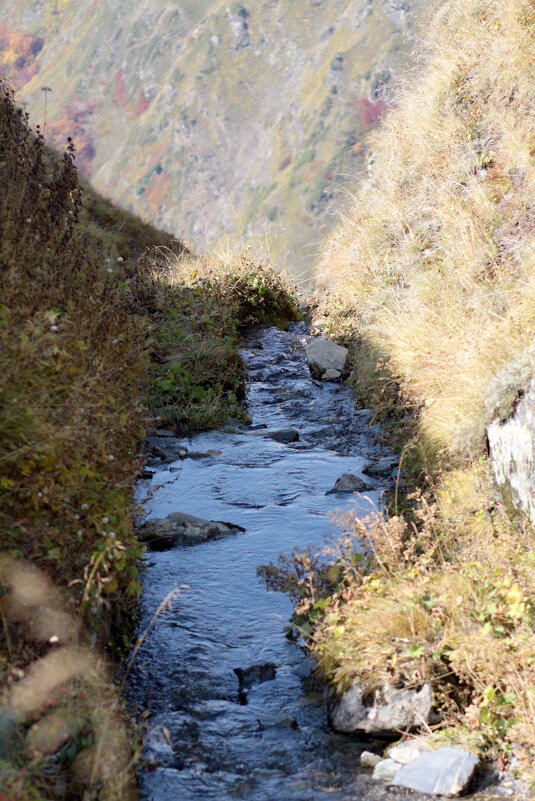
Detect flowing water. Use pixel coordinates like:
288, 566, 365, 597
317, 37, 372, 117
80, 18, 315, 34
128, 324, 421, 801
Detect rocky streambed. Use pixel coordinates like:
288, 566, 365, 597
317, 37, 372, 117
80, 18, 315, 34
128, 324, 508, 801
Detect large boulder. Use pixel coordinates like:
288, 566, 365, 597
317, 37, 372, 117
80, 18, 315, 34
328, 681, 433, 736
137, 512, 245, 550
305, 339, 349, 380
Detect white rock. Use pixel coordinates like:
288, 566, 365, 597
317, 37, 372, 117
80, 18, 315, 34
360, 751, 382, 768
388, 740, 431, 765
392, 746, 478, 796
328, 681, 433, 736
373, 758, 401, 781
305, 339, 348, 380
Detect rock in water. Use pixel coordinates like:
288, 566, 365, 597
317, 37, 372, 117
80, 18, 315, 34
245, 428, 299, 443
392, 747, 478, 796
372, 758, 402, 782
234, 663, 277, 704
268, 428, 300, 443
327, 473, 368, 493
305, 339, 348, 380
328, 681, 433, 736
321, 368, 341, 381
360, 751, 382, 768
363, 456, 399, 478
137, 512, 245, 550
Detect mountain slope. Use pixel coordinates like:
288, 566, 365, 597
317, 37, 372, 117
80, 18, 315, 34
1, 0, 428, 276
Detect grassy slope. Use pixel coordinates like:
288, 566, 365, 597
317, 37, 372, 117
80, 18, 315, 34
1, 0, 426, 277
306, 0, 535, 772
0, 82, 298, 799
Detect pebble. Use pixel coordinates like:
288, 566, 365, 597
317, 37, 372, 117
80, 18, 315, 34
360, 751, 382, 768
388, 740, 431, 765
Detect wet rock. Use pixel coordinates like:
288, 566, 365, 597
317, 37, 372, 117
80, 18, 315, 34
363, 456, 399, 478
373, 758, 401, 781
140, 468, 155, 479
327, 473, 368, 494
321, 368, 341, 381
234, 662, 277, 704
388, 740, 431, 764
328, 681, 433, 736
268, 428, 300, 443
245, 428, 299, 443
360, 751, 382, 768
292, 656, 317, 680
392, 746, 479, 795
138, 512, 245, 550
187, 451, 211, 459
26, 714, 71, 757
155, 429, 176, 438
144, 437, 188, 463
306, 339, 348, 380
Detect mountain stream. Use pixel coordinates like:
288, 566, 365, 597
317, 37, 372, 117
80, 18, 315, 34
128, 323, 420, 801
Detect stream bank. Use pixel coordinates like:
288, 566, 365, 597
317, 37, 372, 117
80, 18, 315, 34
129, 324, 504, 801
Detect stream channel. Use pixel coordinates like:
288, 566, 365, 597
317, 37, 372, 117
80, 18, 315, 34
128, 323, 421, 801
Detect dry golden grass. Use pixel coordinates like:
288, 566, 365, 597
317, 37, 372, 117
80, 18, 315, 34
308, 0, 535, 770
319, 0, 535, 461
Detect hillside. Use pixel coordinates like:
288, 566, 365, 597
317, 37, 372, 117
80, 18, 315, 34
1, 0, 428, 277
305, 0, 535, 775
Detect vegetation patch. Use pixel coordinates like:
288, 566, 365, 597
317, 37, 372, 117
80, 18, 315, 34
0, 80, 298, 799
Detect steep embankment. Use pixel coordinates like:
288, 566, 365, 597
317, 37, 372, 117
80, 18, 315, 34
0, 0, 428, 274
306, 0, 535, 774
0, 81, 298, 800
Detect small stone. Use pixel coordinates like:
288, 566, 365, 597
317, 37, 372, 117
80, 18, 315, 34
187, 451, 211, 459
207, 449, 222, 456
373, 758, 402, 781
392, 746, 479, 796
155, 429, 176, 438
26, 714, 70, 757
388, 740, 431, 765
363, 456, 399, 478
327, 473, 368, 494
321, 368, 341, 381
267, 428, 300, 443
360, 751, 382, 768
140, 469, 154, 479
